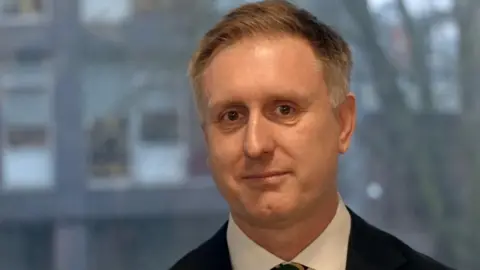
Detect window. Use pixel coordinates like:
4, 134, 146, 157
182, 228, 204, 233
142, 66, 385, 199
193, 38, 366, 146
1, 90, 53, 190
83, 62, 131, 182
0, 60, 54, 190
80, 0, 131, 24
0, 0, 45, 20
84, 62, 187, 186
89, 117, 129, 179
134, 109, 184, 185
140, 111, 177, 143
7, 125, 47, 147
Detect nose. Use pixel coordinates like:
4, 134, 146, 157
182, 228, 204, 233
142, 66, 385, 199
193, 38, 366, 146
243, 113, 275, 159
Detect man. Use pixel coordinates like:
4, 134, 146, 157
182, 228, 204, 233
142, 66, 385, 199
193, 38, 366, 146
171, 1, 453, 269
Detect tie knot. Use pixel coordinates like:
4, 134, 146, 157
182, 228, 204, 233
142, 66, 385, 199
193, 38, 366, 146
272, 262, 310, 270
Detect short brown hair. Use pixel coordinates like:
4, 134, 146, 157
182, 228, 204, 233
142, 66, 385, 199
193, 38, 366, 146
189, 0, 352, 118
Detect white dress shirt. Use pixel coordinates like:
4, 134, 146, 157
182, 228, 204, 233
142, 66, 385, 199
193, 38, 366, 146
227, 197, 351, 270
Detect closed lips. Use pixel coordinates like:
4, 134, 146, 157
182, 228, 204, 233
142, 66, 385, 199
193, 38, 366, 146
242, 171, 289, 179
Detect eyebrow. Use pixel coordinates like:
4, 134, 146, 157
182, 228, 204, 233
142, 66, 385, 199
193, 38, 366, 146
207, 99, 243, 115
206, 87, 317, 112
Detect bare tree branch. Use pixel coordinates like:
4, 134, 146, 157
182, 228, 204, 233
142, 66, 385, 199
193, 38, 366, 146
455, 0, 480, 114
396, 0, 433, 111
342, 0, 480, 267
341, 0, 406, 112
420, 10, 452, 28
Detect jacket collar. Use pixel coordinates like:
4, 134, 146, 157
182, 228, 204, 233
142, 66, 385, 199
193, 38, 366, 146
199, 222, 232, 269
197, 209, 407, 270
346, 208, 407, 270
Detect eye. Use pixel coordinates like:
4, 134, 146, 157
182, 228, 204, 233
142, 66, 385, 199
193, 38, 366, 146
275, 104, 295, 116
222, 110, 241, 122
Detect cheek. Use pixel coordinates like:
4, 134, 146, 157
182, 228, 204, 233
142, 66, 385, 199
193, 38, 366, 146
205, 134, 245, 203
286, 118, 333, 156
283, 117, 338, 178
206, 132, 242, 174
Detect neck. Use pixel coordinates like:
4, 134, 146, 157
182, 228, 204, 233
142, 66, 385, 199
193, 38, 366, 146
232, 191, 339, 261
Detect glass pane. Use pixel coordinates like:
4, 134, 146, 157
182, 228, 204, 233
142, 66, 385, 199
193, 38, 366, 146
0, 0, 468, 270
7, 126, 47, 147
89, 117, 129, 179
83, 62, 187, 185
140, 111, 177, 143
80, 0, 131, 24
1, 90, 53, 190
4, 90, 50, 126
0, 0, 44, 17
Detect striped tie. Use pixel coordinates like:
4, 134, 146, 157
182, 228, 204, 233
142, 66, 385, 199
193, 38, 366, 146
271, 262, 311, 270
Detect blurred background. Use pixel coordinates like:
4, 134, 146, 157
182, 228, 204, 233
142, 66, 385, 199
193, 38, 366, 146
0, 0, 478, 269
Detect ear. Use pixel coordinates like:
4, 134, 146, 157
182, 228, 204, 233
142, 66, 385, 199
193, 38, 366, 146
336, 93, 356, 154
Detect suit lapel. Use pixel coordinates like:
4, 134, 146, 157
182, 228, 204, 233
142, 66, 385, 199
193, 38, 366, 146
346, 208, 407, 270
346, 248, 380, 270
200, 222, 232, 270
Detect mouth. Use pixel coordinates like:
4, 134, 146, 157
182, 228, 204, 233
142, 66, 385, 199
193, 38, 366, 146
241, 171, 290, 181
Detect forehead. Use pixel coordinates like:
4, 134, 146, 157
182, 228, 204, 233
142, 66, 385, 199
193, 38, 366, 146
202, 36, 326, 107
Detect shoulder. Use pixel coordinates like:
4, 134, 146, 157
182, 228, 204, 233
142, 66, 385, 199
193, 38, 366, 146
169, 222, 231, 270
348, 209, 455, 270
399, 248, 455, 270
391, 234, 455, 270
169, 245, 206, 270
376, 227, 455, 269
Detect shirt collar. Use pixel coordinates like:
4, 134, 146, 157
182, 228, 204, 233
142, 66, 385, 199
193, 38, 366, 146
227, 197, 351, 270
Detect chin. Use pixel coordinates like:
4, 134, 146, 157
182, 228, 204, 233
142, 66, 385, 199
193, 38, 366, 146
244, 199, 297, 226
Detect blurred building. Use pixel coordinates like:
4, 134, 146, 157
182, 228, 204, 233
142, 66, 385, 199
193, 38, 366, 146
0, 1, 362, 269
0, 0, 397, 269
0, 1, 229, 269
2, 0, 475, 269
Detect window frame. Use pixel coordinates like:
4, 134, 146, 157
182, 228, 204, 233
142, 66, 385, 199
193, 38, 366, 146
0, 59, 56, 190
85, 61, 187, 189
0, 0, 52, 26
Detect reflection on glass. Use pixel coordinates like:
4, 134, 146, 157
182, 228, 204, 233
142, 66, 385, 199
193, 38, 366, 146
0, 0, 467, 269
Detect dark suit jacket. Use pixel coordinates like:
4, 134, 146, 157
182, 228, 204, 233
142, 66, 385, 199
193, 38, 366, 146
170, 209, 454, 270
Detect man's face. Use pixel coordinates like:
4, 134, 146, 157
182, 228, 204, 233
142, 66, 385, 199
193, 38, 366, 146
201, 36, 355, 226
